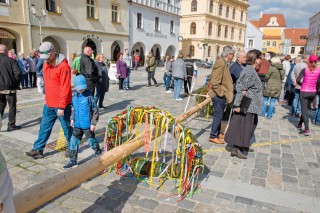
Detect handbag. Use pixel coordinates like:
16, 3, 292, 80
145, 67, 150, 72
239, 95, 252, 114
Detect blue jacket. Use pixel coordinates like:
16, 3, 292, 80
229, 61, 245, 93
71, 90, 99, 129
36, 58, 45, 77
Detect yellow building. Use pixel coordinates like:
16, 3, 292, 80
251, 14, 287, 54
0, 0, 32, 53
179, 0, 249, 61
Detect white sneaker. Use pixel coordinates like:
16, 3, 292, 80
166, 90, 172, 94
119, 90, 125, 93
175, 98, 183, 101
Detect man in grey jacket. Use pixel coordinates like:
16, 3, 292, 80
123, 48, 132, 90
172, 53, 187, 101
290, 55, 308, 116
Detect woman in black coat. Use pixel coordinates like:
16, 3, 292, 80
94, 54, 109, 108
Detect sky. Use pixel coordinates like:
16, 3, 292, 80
247, 0, 319, 28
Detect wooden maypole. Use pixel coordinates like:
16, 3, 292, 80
13, 98, 212, 213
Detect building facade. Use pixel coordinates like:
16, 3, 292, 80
244, 20, 263, 52
306, 11, 320, 56
29, 0, 129, 62
280, 28, 308, 58
129, 0, 180, 63
0, 0, 31, 53
251, 14, 287, 54
179, 0, 248, 62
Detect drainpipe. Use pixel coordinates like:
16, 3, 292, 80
27, 0, 34, 51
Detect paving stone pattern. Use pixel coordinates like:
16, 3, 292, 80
1, 67, 320, 212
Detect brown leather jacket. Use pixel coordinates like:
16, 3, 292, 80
208, 57, 234, 104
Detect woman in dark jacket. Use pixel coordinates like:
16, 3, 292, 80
224, 49, 263, 159
116, 52, 127, 92
260, 57, 284, 118
95, 54, 109, 108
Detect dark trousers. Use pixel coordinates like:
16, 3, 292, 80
119, 78, 124, 90
29, 72, 37, 87
147, 71, 157, 85
21, 74, 28, 88
184, 77, 192, 94
299, 92, 316, 130
210, 96, 226, 139
0, 93, 17, 125
94, 90, 105, 107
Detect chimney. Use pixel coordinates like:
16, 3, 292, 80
260, 11, 263, 18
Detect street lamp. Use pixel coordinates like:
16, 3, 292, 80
31, 4, 47, 43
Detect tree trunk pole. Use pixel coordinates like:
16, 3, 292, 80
13, 98, 212, 213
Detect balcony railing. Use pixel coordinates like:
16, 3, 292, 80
131, 0, 180, 15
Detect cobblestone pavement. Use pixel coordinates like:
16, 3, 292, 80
1, 67, 320, 213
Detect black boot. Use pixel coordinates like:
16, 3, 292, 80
63, 150, 78, 169
93, 144, 102, 156
231, 147, 247, 159
7, 124, 21, 132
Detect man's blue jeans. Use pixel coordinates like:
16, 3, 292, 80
165, 75, 172, 91
173, 78, 183, 99
210, 96, 226, 139
123, 68, 131, 89
261, 96, 277, 118
291, 89, 301, 115
33, 105, 73, 151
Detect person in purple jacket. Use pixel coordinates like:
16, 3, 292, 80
116, 52, 127, 93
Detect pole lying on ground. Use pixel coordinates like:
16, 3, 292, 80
13, 98, 212, 213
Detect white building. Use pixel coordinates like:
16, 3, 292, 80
29, 0, 129, 62
280, 28, 308, 58
306, 11, 320, 56
129, 0, 180, 64
244, 21, 263, 52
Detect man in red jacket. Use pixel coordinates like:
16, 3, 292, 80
26, 42, 73, 159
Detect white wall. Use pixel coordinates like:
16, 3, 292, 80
244, 21, 263, 52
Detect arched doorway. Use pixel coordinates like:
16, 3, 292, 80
43, 36, 61, 53
111, 41, 121, 61
0, 28, 17, 52
165, 45, 176, 57
82, 39, 97, 57
151, 44, 161, 60
132, 42, 146, 66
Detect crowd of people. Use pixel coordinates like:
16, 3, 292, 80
207, 46, 320, 159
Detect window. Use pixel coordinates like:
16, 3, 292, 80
190, 22, 196, 34
209, 0, 213, 13
226, 7, 229, 18
219, 4, 223, 16
208, 46, 211, 57
291, 47, 295, 54
189, 45, 195, 57
217, 46, 220, 56
137, 13, 142, 29
111, 4, 119, 22
272, 41, 276, 47
300, 36, 307, 40
231, 28, 234, 39
155, 17, 160, 31
46, 0, 59, 13
217, 25, 221, 37
232, 8, 236, 19
0, 0, 9, 5
240, 11, 244, 22
248, 39, 253, 48
87, 0, 96, 19
170, 20, 174, 33
262, 48, 267, 52
299, 47, 305, 54
208, 22, 212, 36
266, 41, 270, 46
224, 26, 228, 38
239, 28, 242, 41
191, 0, 197, 12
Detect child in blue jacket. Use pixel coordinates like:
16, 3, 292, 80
64, 75, 101, 169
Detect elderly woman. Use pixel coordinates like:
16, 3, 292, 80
260, 57, 284, 118
116, 52, 127, 92
224, 49, 263, 159
95, 53, 109, 108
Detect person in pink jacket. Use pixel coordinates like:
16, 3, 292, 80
296, 55, 320, 136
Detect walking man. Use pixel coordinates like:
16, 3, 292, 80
208, 46, 234, 144
26, 42, 73, 159
145, 52, 157, 87
80, 46, 99, 95
0, 44, 21, 131
123, 48, 132, 89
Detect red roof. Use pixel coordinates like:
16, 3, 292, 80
284, 28, 309, 46
249, 14, 287, 28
